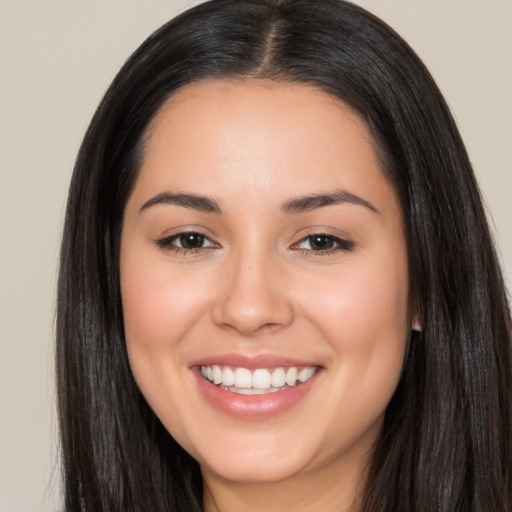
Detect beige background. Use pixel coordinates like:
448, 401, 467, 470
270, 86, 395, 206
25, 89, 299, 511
0, 1, 510, 511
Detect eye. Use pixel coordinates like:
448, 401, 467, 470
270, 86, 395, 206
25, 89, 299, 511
156, 231, 218, 254
293, 233, 354, 254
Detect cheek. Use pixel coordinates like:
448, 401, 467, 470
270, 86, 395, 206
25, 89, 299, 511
303, 257, 409, 342
119, 251, 217, 435
122, 257, 207, 346
317, 258, 409, 421
119, 247, 217, 400
299, 249, 409, 402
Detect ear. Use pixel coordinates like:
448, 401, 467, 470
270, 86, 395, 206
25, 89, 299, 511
412, 314, 421, 332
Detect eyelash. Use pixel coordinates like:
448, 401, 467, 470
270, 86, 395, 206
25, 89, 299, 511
292, 233, 354, 255
155, 232, 218, 255
155, 231, 354, 256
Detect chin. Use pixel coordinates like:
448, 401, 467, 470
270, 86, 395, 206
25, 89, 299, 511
200, 452, 310, 484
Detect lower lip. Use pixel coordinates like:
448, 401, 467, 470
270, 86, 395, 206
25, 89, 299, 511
193, 367, 320, 420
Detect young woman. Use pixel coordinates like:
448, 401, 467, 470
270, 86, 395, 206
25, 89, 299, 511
56, 1, 512, 510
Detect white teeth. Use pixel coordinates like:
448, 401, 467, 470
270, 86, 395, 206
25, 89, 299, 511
234, 367, 252, 388
286, 367, 298, 386
200, 364, 317, 393
222, 366, 235, 386
298, 367, 316, 382
271, 367, 286, 387
212, 365, 222, 385
226, 386, 283, 395
252, 369, 271, 388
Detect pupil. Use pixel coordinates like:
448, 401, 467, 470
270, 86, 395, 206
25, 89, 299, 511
180, 233, 204, 249
311, 235, 333, 250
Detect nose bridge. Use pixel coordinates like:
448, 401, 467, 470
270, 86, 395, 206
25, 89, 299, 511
212, 237, 294, 335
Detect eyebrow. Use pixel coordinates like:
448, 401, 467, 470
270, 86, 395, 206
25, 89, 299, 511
281, 189, 379, 215
139, 188, 379, 215
140, 192, 222, 213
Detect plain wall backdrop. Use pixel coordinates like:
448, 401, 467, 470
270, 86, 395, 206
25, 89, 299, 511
0, 1, 510, 511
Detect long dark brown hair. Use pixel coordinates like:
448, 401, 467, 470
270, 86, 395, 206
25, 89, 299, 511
56, 0, 512, 510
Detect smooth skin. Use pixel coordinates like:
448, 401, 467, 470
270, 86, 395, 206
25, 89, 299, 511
120, 80, 412, 512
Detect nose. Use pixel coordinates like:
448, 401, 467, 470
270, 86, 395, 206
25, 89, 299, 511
211, 247, 295, 337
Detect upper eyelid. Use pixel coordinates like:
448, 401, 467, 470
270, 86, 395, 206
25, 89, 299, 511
291, 224, 352, 239
293, 229, 351, 243
155, 225, 218, 242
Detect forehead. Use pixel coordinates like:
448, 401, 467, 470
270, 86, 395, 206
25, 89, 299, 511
131, 79, 397, 216
145, 79, 374, 161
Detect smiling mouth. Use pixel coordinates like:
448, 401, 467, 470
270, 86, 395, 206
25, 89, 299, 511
200, 365, 318, 395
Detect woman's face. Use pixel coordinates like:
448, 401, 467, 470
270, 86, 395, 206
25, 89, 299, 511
120, 80, 411, 486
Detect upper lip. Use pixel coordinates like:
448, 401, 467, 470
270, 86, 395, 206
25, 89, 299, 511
190, 353, 321, 369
